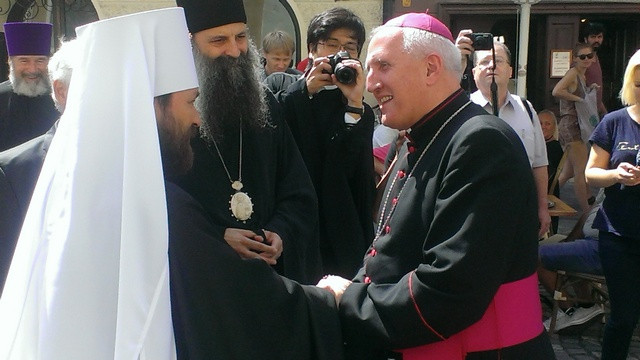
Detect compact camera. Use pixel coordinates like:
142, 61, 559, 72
466, 32, 494, 51
326, 50, 357, 85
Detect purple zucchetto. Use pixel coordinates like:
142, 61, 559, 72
384, 11, 454, 43
176, 0, 246, 34
4, 22, 52, 56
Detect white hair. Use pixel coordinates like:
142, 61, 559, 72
370, 26, 462, 78
48, 39, 78, 111
48, 39, 78, 86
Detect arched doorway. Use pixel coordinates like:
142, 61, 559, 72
7, 0, 97, 39
1, 0, 98, 80
243, 0, 302, 64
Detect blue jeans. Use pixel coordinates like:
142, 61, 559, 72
599, 231, 640, 360
539, 238, 602, 275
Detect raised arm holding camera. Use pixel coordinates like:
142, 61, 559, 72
304, 37, 366, 113
278, 7, 375, 279
457, 30, 499, 113
456, 30, 551, 238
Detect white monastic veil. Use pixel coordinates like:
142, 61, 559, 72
0, 8, 198, 359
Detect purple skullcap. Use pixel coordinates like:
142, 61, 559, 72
384, 11, 454, 43
4, 22, 52, 56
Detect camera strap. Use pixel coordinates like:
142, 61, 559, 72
518, 96, 534, 124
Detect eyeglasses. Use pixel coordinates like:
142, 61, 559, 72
318, 40, 358, 54
476, 57, 508, 68
577, 52, 595, 60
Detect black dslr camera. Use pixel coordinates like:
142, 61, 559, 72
326, 50, 357, 84
466, 32, 494, 50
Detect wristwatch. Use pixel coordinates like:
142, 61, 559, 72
345, 105, 364, 115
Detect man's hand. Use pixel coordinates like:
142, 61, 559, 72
333, 58, 366, 109
223, 228, 278, 265
305, 56, 366, 110
455, 29, 474, 69
316, 275, 352, 304
262, 230, 283, 263
538, 207, 551, 238
305, 57, 334, 96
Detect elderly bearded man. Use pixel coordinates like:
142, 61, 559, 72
175, 0, 321, 284
0, 22, 59, 151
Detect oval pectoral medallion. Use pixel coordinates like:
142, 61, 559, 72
229, 191, 253, 221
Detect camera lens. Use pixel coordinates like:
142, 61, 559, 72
334, 63, 356, 84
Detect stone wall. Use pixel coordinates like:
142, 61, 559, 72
88, 0, 383, 51
289, 0, 383, 48
88, 0, 383, 103
89, 0, 174, 19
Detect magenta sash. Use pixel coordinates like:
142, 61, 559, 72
400, 273, 543, 359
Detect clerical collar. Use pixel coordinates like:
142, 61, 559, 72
407, 88, 467, 144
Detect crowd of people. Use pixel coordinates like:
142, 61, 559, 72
0, 1, 638, 359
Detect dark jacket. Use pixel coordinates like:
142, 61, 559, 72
175, 91, 322, 284
0, 80, 59, 151
0, 123, 57, 291
279, 78, 376, 278
167, 181, 344, 360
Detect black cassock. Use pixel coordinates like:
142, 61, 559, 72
175, 92, 322, 284
338, 90, 555, 359
166, 182, 343, 360
0, 81, 59, 151
278, 79, 375, 279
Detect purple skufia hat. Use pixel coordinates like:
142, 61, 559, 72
384, 11, 454, 43
4, 22, 52, 56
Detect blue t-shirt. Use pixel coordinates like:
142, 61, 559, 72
589, 107, 640, 238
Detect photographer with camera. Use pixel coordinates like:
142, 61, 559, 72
278, 7, 375, 279
456, 31, 550, 238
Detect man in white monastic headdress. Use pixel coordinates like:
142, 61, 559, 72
0, 6, 345, 360
0, 8, 199, 359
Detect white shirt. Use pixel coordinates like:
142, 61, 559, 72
372, 124, 399, 148
470, 90, 548, 168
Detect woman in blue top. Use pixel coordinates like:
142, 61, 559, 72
586, 49, 640, 360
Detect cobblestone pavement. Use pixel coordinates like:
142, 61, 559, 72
545, 180, 640, 359
542, 290, 640, 359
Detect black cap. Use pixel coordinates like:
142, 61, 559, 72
176, 0, 247, 34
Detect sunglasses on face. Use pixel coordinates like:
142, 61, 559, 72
577, 52, 595, 60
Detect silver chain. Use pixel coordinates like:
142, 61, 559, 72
209, 123, 243, 185
375, 101, 471, 238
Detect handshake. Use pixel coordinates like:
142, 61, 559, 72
316, 274, 352, 304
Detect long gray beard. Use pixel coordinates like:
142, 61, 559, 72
193, 39, 270, 144
9, 62, 51, 97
